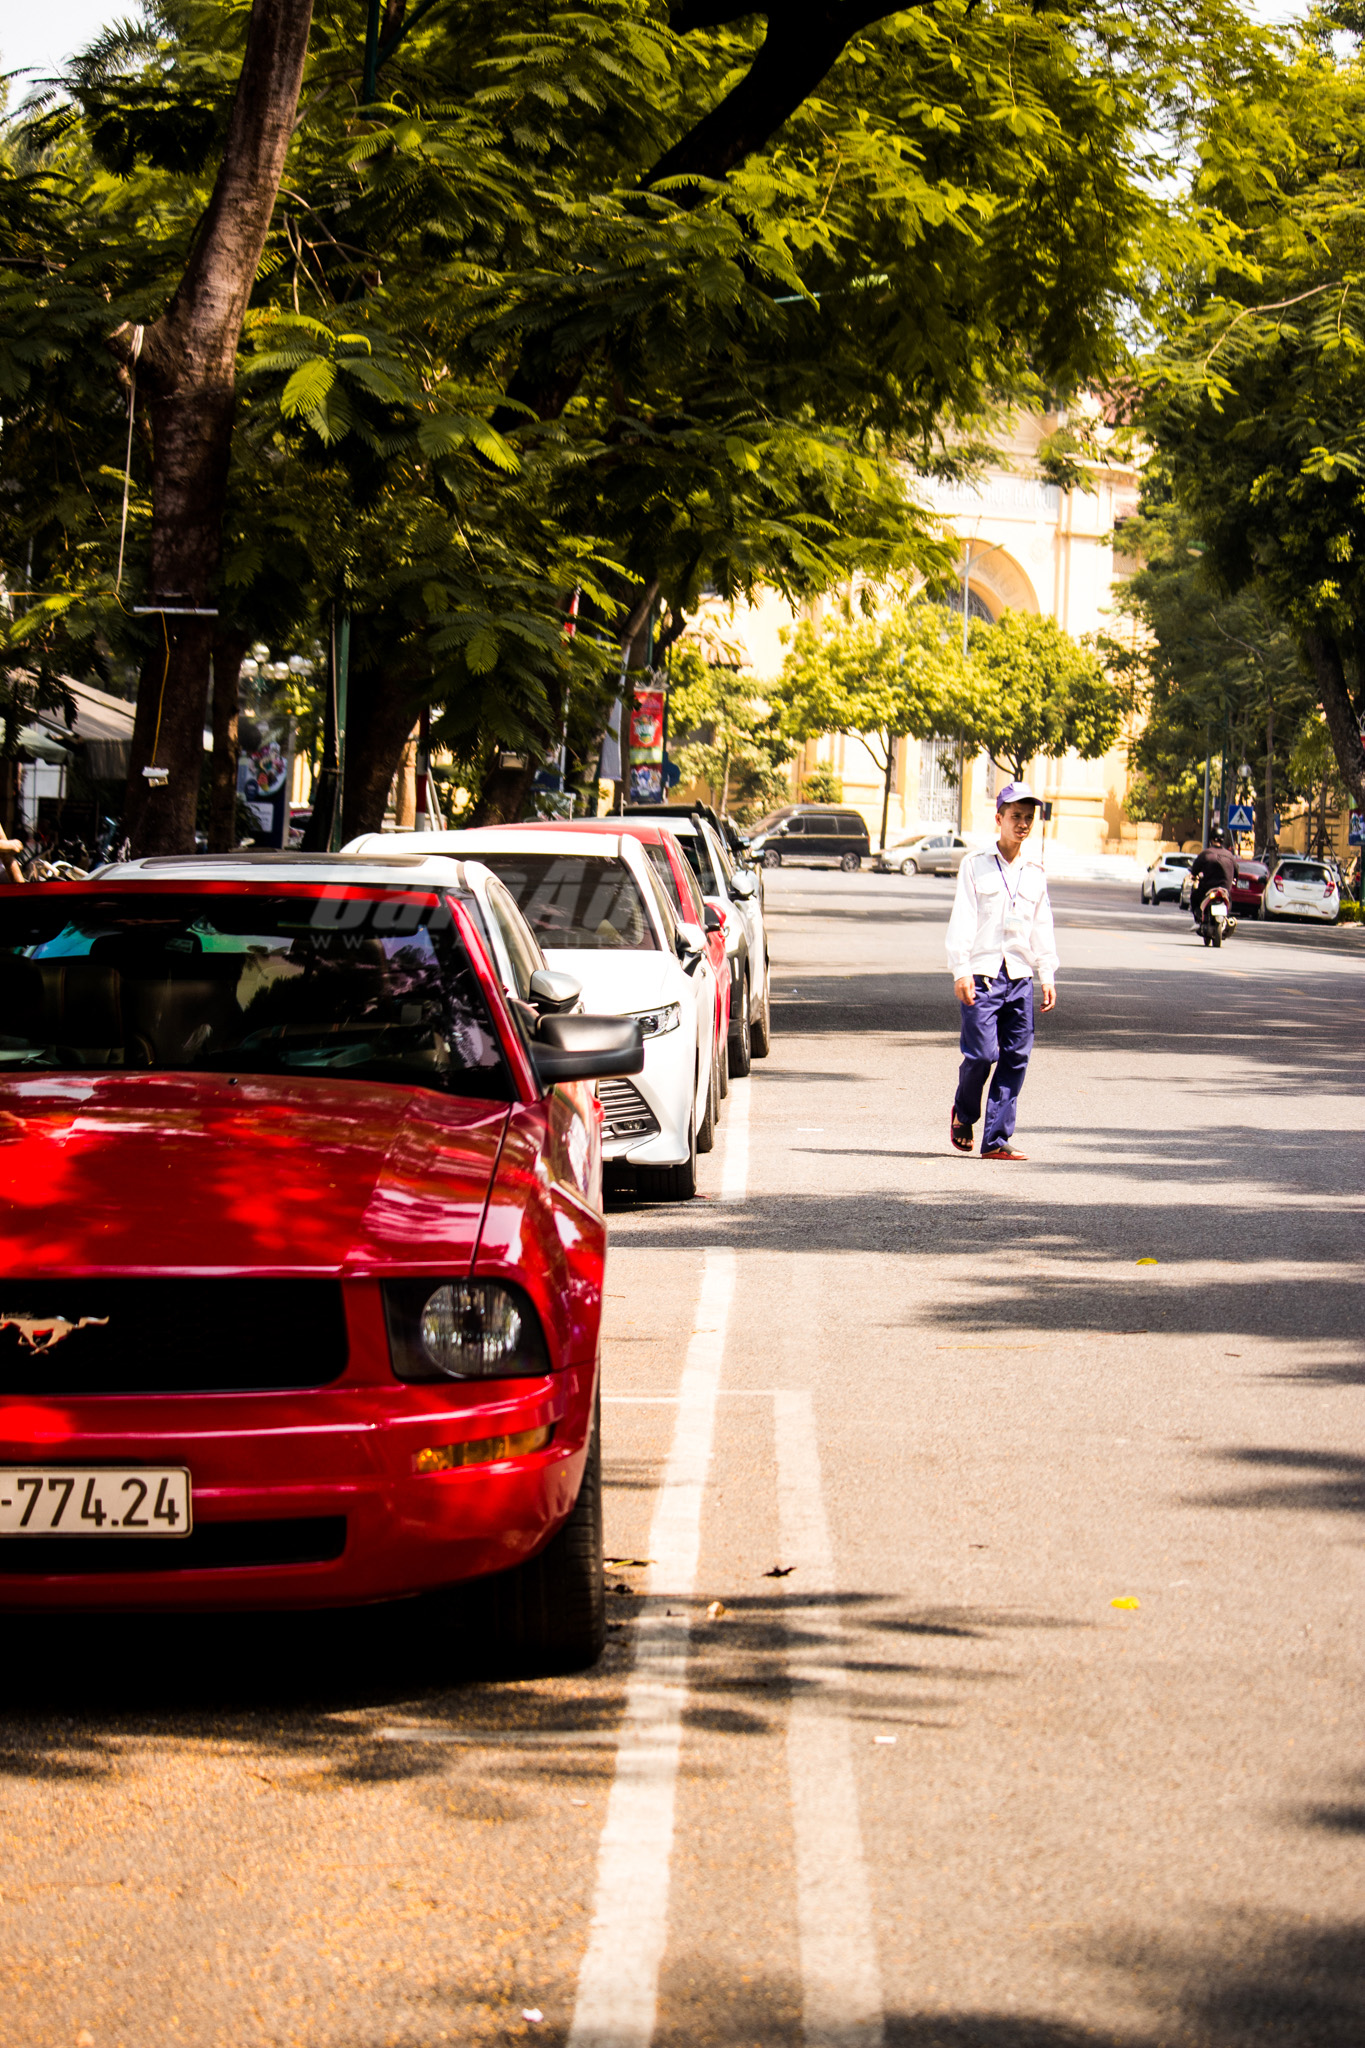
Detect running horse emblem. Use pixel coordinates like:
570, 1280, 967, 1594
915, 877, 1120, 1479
0, 1313, 110, 1351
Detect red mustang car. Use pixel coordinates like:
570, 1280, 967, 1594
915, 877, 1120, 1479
0, 854, 641, 1670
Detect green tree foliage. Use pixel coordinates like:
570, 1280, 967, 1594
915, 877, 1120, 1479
959, 609, 1121, 784
801, 765, 843, 803
1139, 5, 1365, 805
667, 643, 793, 823
774, 595, 967, 843
1100, 495, 1314, 846
1, 0, 1273, 842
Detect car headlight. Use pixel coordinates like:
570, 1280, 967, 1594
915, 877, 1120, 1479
630, 1002, 682, 1038
383, 1279, 550, 1381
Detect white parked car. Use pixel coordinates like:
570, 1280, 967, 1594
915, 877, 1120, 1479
1141, 853, 1195, 904
345, 828, 719, 1197
1263, 857, 1341, 923
626, 808, 771, 1074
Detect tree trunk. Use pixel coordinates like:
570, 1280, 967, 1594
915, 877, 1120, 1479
338, 665, 423, 843
879, 732, 894, 852
208, 629, 249, 850
117, 0, 316, 854
394, 730, 418, 827
1304, 628, 1365, 807
470, 759, 537, 826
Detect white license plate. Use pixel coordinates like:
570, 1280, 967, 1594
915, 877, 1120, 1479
0, 1467, 192, 1537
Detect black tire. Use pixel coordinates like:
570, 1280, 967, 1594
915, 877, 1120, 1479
750, 965, 771, 1058
900, 858, 918, 877
697, 1051, 717, 1154
763, 848, 782, 869
840, 851, 861, 872
1211, 921, 1222, 947
728, 976, 752, 1077
477, 1395, 605, 1674
639, 1107, 697, 1200
717, 1021, 730, 1098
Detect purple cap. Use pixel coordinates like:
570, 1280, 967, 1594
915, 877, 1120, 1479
996, 781, 1041, 811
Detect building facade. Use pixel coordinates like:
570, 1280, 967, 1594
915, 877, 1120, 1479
688, 412, 1154, 861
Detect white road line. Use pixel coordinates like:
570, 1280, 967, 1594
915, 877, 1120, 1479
775, 1390, 887, 2048
567, 1246, 736, 2048
720, 1074, 750, 1201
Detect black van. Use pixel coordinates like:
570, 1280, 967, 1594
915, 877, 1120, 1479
747, 805, 871, 871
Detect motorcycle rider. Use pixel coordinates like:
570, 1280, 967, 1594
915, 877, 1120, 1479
1189, 827, 1237, 930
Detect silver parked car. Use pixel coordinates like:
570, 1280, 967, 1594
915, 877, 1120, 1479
873, 830, 969, 877
1141, 852, 1195, 904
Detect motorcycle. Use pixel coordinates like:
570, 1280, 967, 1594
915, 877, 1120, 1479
1198, 883, 1236, 948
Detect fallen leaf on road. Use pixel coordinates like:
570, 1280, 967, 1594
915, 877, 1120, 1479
1111, 1596, 1140, 1610
604, 1558, 653, 1569
706, 1600, 727, 1619
763, 1565, 795, 1578
1136, 1258, 1159, 1266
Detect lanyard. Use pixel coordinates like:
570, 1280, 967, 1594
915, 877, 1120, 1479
995, 854, 1021, 905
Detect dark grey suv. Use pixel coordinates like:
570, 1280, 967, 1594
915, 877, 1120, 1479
748, 806, 871, 871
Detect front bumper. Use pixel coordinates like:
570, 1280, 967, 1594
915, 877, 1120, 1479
600, 1012, 696, 1166
0, 1282, 596, 1611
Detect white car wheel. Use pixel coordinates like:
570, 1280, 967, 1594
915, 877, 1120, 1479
900, 858, 918, 876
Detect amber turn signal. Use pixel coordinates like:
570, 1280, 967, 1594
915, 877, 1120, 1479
414, 1425, 553, 1474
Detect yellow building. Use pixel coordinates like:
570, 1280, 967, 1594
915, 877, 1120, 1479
690, 411, 1156, 867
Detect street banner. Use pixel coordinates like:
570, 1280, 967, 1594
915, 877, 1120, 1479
1350, 811, 1364, 846
237, 714, 294, 847
628, 687, 665, 805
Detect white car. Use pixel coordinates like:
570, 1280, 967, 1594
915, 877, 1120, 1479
1141, 853, 1195, 904
345, 828, 718, 1197
1263, 857, 1341, 923
626, 809, 771, 1073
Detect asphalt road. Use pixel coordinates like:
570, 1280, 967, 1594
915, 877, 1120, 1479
3, 870, 1363, 2048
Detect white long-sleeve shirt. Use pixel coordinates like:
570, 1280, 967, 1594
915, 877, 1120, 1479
946, 847, 1059, 987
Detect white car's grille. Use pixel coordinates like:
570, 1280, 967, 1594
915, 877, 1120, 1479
598, 1077, 660, 1143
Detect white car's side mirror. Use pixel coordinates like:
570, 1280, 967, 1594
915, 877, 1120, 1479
730, 871, 756, 899
676, 921, 706, 957
528, 967, 581, 1013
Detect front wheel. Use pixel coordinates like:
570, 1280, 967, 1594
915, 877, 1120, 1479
764, 849, 782, 869
639, 1107, 697, 1200
728, 976, 752, 1077
900, 858, 919, 877
472, 1396, 605, 1674
697, 1050, 718, 1154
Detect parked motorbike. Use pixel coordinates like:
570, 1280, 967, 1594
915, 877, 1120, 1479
1199, 884, 1236, 948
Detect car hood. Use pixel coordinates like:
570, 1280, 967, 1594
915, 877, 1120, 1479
0, 1072, 510, 1278
541, 949, 678, 1014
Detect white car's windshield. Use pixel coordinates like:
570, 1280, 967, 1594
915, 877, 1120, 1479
477, 854, 658, 951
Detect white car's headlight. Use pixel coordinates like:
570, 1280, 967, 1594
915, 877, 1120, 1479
631, 1002, 682, 1038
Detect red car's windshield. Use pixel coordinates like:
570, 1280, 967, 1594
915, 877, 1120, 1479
0, 891, 513, 1099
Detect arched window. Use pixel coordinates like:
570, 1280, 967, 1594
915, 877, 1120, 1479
918, 591, 992, 822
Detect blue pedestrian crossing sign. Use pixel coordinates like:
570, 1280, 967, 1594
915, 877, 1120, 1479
1228, 803, 1254, 831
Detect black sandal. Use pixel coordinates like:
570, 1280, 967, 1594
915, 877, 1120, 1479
950, 1110, 973, 1154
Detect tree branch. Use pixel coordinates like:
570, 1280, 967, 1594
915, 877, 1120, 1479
652, 0, 933, 185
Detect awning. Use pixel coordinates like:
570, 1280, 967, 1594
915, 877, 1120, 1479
17, 725, 74, 765
8, 673, 214, 779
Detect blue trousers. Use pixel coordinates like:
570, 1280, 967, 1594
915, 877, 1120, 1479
954, 969, 1034, 1151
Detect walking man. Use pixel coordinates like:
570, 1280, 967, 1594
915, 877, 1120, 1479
946, 783, 1057, 1161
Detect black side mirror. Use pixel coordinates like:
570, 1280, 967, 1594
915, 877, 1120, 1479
534, 1012, 645, 1084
